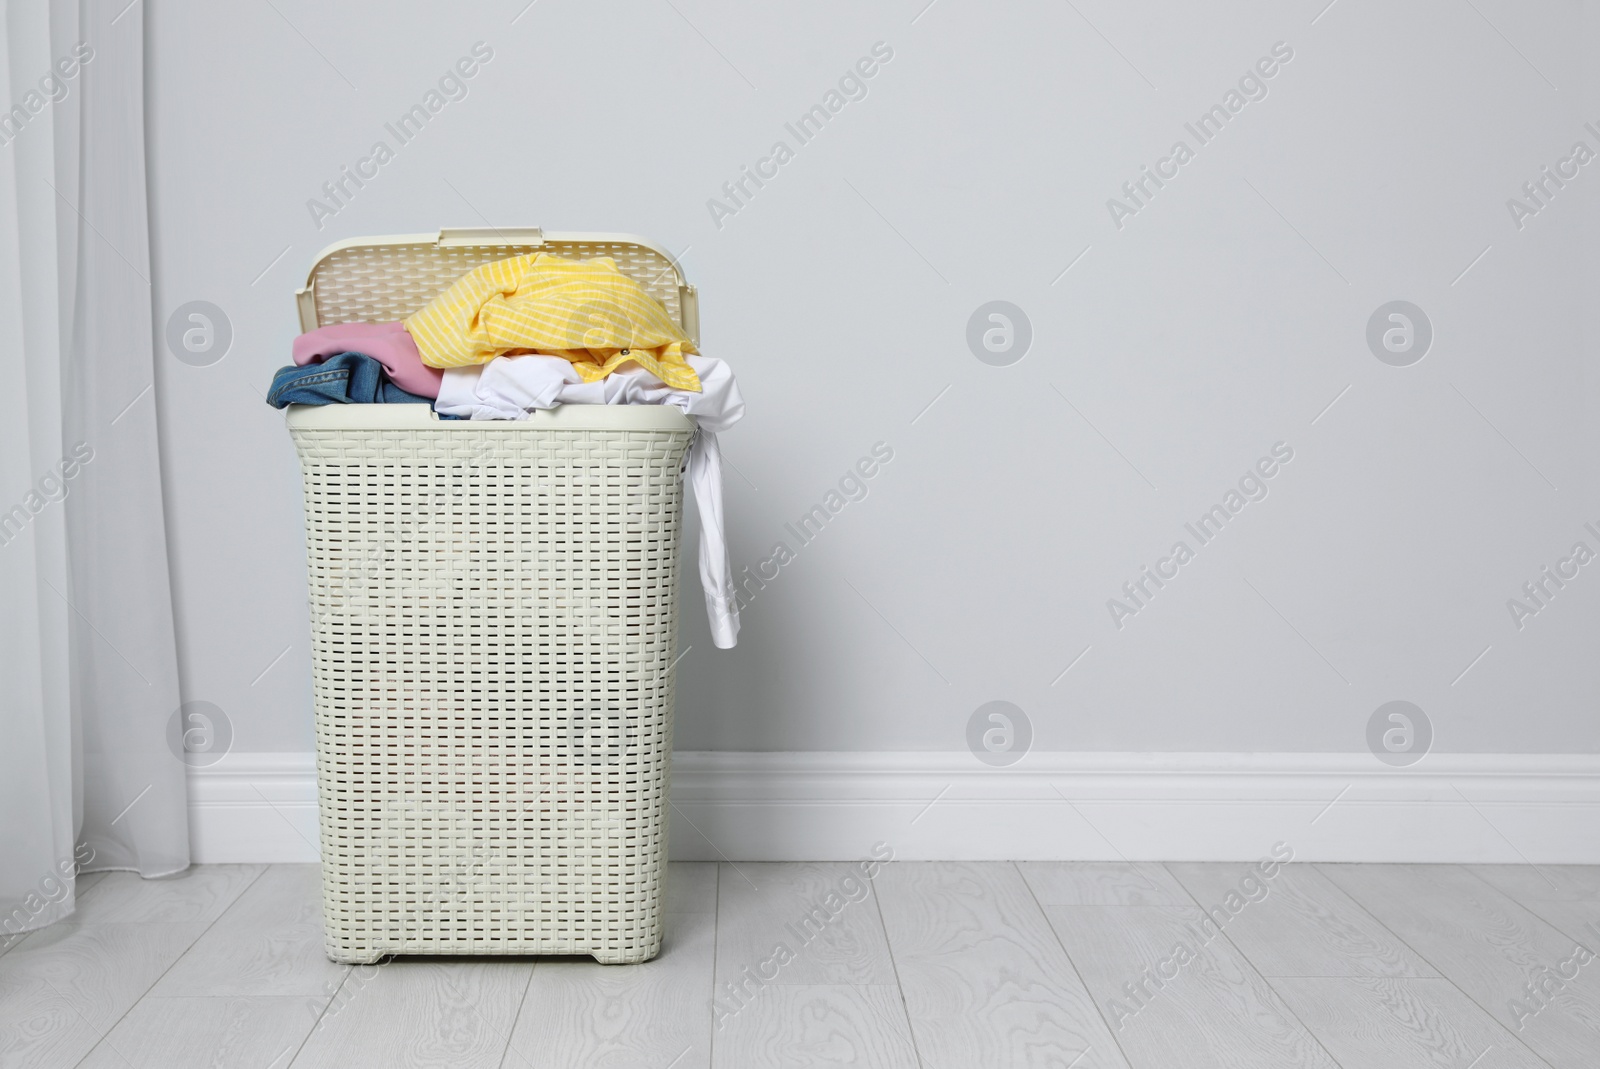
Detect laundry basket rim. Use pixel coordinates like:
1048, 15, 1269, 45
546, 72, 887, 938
283, 401, 696, 432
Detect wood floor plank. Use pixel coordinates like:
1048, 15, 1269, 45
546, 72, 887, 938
1270, 977, 1547, 1069
290, 958, 531, 1069
1017, 863, 1190, 906
150, 864, 346, 998
1466, 864, 1600, 947
503, 909, 716, 1069
710, 985, 919, 1069
1045, 905, 1338, 1068
72, 865, 264, 926
1320, 863, 1600, 1068
714, 863, 896, 986
0, 921, 208, 1069
75, 995, 324, 1069
1166, 862, 1436, 978
1, 873, 115, 962
875, 862, 1131, 1069
0, 985, 109, 1069
11, 860, 1600, 1068
666, 862, 718, 914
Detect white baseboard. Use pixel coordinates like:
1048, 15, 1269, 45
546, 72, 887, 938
188, 751, 1600, 865
189, 752, 322, 864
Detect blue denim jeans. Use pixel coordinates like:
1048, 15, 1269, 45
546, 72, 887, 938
267, 352, 437, 408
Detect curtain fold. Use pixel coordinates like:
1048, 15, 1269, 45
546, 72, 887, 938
1, 0, 187, 942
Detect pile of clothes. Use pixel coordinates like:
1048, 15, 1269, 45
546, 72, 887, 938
268, 253, 744, 648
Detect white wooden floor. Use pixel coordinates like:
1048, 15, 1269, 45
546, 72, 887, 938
2, 861, 1597, 1068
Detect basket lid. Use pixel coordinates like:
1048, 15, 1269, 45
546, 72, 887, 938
295, 227, 698, 345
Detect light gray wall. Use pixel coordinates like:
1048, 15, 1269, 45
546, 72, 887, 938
146, 0, 1599, 756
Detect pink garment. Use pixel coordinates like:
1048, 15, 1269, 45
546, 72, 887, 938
292, 321, 441, 399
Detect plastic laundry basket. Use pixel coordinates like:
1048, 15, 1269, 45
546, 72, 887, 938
285, 229, 697, 964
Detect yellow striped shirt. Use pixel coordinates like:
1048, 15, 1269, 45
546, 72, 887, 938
405, 253, 700, 391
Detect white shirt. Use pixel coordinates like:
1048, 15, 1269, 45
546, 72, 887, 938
436, 353, 744, 648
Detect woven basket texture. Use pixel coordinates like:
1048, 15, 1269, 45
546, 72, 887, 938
291, 236, 691, 963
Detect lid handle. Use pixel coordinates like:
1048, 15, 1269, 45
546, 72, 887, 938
436, 227, 543, 247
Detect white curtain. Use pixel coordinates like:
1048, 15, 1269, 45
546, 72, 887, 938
0, 0, 187, 940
